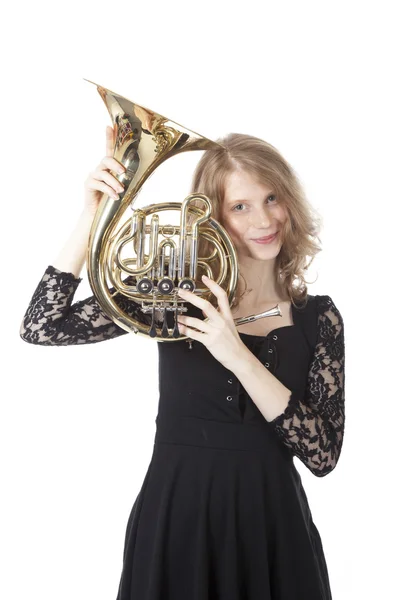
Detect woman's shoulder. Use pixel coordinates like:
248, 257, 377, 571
313, 294, 344, 324
291, 293, 343, 352
301, 295, 344, 349
299, 293, 342, 315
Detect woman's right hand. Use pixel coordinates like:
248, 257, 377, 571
83, 125, 126, 216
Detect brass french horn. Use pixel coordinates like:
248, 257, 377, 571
84, 79, 282, 341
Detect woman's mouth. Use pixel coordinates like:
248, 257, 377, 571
251, 232, 278, 244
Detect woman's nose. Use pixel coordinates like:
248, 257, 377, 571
249, 209, 271, 227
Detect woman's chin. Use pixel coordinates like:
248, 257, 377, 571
237, 242, 281, 260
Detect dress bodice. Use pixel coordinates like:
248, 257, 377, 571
156, 301, 315, 427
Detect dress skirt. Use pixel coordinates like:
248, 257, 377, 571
115, 415, 332, 600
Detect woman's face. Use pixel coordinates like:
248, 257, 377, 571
220, 170, 288, 260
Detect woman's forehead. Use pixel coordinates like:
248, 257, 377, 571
223, 171, 275, 198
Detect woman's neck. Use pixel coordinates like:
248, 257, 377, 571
235, 256, 285, 307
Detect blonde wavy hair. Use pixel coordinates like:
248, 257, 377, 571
188, 132, 323, 310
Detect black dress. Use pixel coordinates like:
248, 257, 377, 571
20, 266, 346, 600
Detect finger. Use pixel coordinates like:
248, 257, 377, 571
177, 289, 221, 320
105, 125, 115, 157
92, 169, 124, 193
177, 323, 206, 343
176, 315, 212, 334
87, 179, 120, 200
94, 156, 125, 177
101, 156, 125, 173
201, 275, 232, 318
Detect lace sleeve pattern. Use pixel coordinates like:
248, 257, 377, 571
270, 295, 345, 477
19, 265, 151, 346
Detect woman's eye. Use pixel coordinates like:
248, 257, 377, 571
232, 195, 277, 212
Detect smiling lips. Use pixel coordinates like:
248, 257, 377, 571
252, 232, 278, 242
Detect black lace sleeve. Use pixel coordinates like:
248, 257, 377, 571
19, 265, 151, 346
270, 295, 345, 477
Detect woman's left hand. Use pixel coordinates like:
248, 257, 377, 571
176, 274, 247, 371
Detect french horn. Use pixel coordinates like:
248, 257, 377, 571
84, 79, 282, 341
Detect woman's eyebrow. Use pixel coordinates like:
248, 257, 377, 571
226, 192, 275, 204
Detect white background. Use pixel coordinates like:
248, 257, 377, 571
2, 1, 399, 599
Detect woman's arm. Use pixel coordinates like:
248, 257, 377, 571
19, 265, 151, 345
232, 295, 345, 477
51, 209, 95, 278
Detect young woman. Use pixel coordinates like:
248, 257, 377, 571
20, 126, 345, 600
